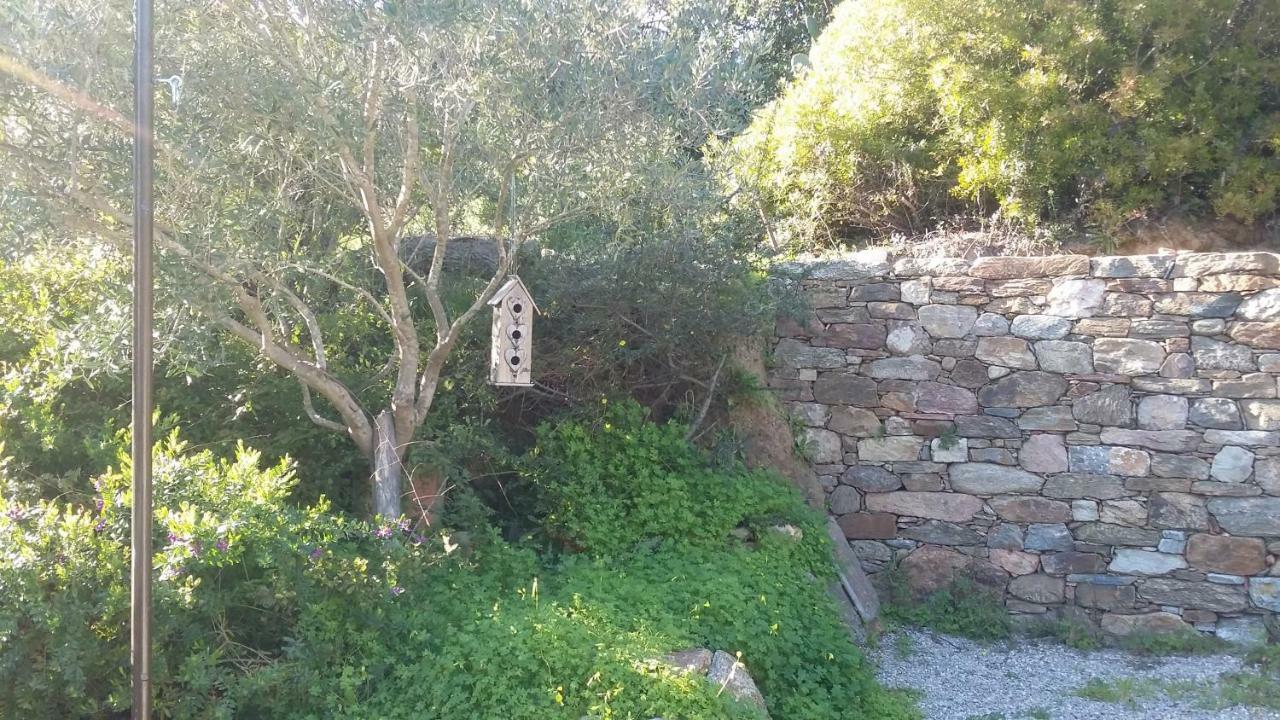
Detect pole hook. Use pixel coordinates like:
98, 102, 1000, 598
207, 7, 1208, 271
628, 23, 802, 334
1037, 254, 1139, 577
155, 75, 182, 108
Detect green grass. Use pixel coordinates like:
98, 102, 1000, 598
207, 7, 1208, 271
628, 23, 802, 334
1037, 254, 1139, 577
1075, 645, 1280, 713
878, 567, 1012, 642
1117, 628, 1228, 656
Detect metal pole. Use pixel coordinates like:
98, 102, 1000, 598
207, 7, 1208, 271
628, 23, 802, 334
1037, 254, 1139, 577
131, 0, 154, 716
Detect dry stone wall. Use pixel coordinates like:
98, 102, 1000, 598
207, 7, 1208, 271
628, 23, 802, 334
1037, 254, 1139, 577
771, 249, 1280, 642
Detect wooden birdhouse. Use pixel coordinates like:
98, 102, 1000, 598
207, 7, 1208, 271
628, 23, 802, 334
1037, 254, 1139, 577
487, 275, 538, 386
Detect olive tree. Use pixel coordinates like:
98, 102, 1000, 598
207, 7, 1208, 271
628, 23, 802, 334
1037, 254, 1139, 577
1, 0, 773, 515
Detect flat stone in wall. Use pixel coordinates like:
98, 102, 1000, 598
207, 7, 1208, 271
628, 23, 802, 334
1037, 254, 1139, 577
772, 251, 1280, 638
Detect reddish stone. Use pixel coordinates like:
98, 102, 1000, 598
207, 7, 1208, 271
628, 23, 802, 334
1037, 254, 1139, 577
837, 512, 897, 539
1185, 533, 1267, 575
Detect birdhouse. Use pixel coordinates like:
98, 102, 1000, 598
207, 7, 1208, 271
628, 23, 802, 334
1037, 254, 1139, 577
487, 275, 538, 386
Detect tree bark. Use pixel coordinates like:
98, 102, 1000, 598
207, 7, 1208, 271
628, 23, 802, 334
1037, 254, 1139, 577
373, 409, 402, 518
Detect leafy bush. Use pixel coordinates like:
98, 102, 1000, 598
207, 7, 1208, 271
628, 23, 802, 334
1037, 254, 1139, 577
2, 415, 917, 719
878, 564, 1012, 642
723, 0, 1280, 246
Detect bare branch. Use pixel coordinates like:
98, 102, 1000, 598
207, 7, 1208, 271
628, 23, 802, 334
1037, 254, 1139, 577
300, 382, 347, 433
685, 355, 726, 442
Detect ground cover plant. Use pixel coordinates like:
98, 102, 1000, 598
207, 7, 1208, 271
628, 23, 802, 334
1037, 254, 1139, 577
0, 405, 919, 719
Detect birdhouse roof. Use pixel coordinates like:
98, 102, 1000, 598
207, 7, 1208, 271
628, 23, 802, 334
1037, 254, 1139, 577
488, 275, 540, 314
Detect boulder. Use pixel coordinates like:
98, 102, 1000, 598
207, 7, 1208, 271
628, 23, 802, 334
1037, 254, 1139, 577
900, 545, 972, 596
707, 651, 768, 714
828, 486, 861, 515
838, 512, 897, 539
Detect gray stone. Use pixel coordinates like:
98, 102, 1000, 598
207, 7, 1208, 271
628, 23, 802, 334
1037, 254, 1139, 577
1072, 499, 1100, 521
857, 436, 924, 463
813, 373, 878, 405
1024, 523, 1074, 552
914, 382, 979, 414
1020, 434, 1068, 473
846, 465, 903, 494
1153, 292, 1243, 318
1091, 255, 1175, 278
970, 255, 1090, 279
801, 249, 893, 279
828, 485, 860, 514
665, 648, 714, 675
849, 283, 900, 302
1068, 446, 1112, 475
1034, 341, 1093, 374
866, 355, 942, 381
917, 304, 977, 338
894, 257, 972, 277
1150, 453, 1211, 480
1215, 616, 1271, 647
804, 428, 843, 464
987, 523, 1025, 550
1149, 492, 1210, 530
978, 371, 1068, 408
789, 402, 830, 427
1098, 428, 1200, 453
1011, 314, 1073, 340
1212, 373, 1277, 399
1077, 583, 1138, 610
1210, 445, 1254, 483
899, 520, 984, 546
949, 463, 1044, 494
1042, 474, 1129, 500
973, 312, 1010, 336
865, 492, 983, 522
1241, 400, 1280, 430
1073, 385, 1133, 426
955, 414, 1021, 438
1109, 549, 1188, 576
1194, 319, 1229, 334
1235, 288, 1280, 321
900, 279, 932, 305
1250, 577, 1280, 611
828, 407, 882, 437
1133, 377, 1211, 394
929, 437, 968, 463
1099, 498, 1148, 526
1018, 406, 1078, 431
989, 496, 1072, 523
1008, 574, 1066, 604
1074, 523, 1162, 546
774, 339, 846, 369
1189, 398, 1243, 430
1093, 338, 1166, 375
1256, 457, 1280, 495
1130, 320, 1191, 338
1046, 279, 1106, 318
1203, 429, 1280, 446
1101, 612, 1192, 636
975, 337, 1037, 369
1138, 578, 1249, 612
1159, 353, 1195, 378
1207, 497, 1280, 535
1191, 336, 1255, 371
707, 650, 767, 714
886, 323, 931, 355
1172, 252, 1280, 277
1041, 552, 1107, 575
850, 540, 893, 563
1137, 395, 1188, 430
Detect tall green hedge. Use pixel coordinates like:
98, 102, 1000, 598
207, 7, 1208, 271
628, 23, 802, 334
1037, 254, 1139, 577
724, 0, 1280, 245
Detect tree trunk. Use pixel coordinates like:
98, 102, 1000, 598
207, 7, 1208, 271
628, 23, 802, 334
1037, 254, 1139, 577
372, 409, 402, 518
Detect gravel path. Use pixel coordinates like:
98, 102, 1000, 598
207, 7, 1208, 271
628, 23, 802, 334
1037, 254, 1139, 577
871, 628, 1280, 720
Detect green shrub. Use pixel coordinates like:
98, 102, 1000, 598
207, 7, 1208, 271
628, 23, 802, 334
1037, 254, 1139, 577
1, 416, 918, 719
879, 566, 1012, 642
723, 0, 1280, 246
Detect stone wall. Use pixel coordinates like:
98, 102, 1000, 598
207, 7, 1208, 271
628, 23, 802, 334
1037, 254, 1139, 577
771, 249, 1280, 642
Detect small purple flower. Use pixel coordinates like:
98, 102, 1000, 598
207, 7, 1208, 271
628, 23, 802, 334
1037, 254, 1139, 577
5, 507, 25, 521
389, 586, 405, 597
309, 546, 325, 560
397, 518, 412, 533
374, 526, 394, 540
215, 537, 229, 552
190, 540, 203, 558
409, 533, 426, 546
167, 532, 181, 544
94, 498, 104, 512
94, 518, 107, 533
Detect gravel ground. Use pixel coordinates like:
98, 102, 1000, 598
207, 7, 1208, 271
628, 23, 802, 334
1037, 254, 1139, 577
871, 628, 1280, 720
